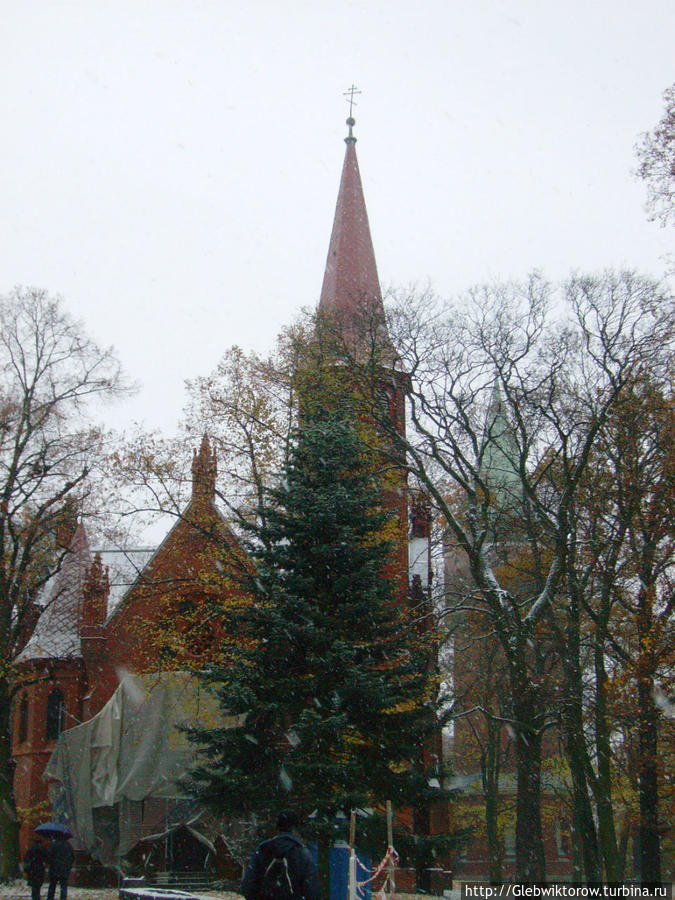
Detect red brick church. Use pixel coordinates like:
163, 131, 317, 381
11, 116, 436, 881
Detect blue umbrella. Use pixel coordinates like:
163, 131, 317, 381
35, 822, 72, 838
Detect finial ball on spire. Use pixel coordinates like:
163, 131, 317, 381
343, 85, 361, 144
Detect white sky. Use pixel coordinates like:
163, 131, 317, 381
2, 1, 673, 435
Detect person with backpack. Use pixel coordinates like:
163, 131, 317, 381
23, 835, 47, 900
46, 832, 75, 900
241, 810, 320, 900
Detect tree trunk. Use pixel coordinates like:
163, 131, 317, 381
561, 592, 602, 881
617, 816, 631, 878
317, 833, 331, 900
512, 691, 545, 882
637, 668, 660, 884
569, 816, 584, 882
0, 681, 19, 880
637, 581, 661, 885
594, 641, 621, 881
563, 732, 601, 881
481, 720, 503, 884
412, 803, 433, 892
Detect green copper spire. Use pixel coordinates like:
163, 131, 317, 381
480, 381, 521, 509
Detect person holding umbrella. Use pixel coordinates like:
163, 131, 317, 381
23, 834, 47, 900
35, 823, 75, 900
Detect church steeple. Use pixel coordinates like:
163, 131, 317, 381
319, 109, 395, 357
480, 381, 521, 507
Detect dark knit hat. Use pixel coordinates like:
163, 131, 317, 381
277, 810, 299, 832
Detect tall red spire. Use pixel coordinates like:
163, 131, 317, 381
319, 116, 394, 356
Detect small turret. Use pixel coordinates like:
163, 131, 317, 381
80, 551, 109, 678
55, 497, 79, 549
82, 552, 110, 629
191, 434, 217, 503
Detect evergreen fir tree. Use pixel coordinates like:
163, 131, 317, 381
187, 403, 443, 838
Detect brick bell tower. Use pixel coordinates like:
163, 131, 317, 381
317, 101, 444, 844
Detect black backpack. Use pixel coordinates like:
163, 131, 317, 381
260, 853, 295, 900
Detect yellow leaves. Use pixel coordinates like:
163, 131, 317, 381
361, 514, 399, 551
17, 799, 52, 832
126, 572, 254, 673
383, 697, 422, 716
342, 726, 369, 750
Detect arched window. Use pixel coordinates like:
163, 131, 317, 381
45, 689, 66, 741
18, 693, 29, 744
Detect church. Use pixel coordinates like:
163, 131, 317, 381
11, 113, 437, 885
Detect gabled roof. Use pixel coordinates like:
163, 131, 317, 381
15, 523, 92, 663
14, 439, 245, 663
96, 548, 155, 613
103, 496, 247, 628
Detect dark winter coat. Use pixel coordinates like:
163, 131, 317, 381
47, 837, 75, 879
241, 833, 320, 900
23, 841, 46, 886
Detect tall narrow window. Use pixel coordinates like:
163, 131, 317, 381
46, 689, 65, 741
18, 693, 29, 744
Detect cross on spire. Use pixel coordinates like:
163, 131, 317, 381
343, 84, 361, 143
343, 84, 361, 117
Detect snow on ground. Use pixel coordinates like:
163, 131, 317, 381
1, 886, 453, 900
0, 883, 239, 899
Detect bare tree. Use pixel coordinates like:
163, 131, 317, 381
636, 84, 675, 228
112, 271, 672, 883
337, 271, 672, 881
602, 375, 673, 883
0, 287, 131, 877
451, 600, 514, 883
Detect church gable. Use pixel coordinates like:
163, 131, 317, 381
102, 437, 252, 680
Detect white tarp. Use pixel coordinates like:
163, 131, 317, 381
45, 671, 229, 862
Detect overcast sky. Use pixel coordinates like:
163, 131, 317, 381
2, 1, 673, 435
